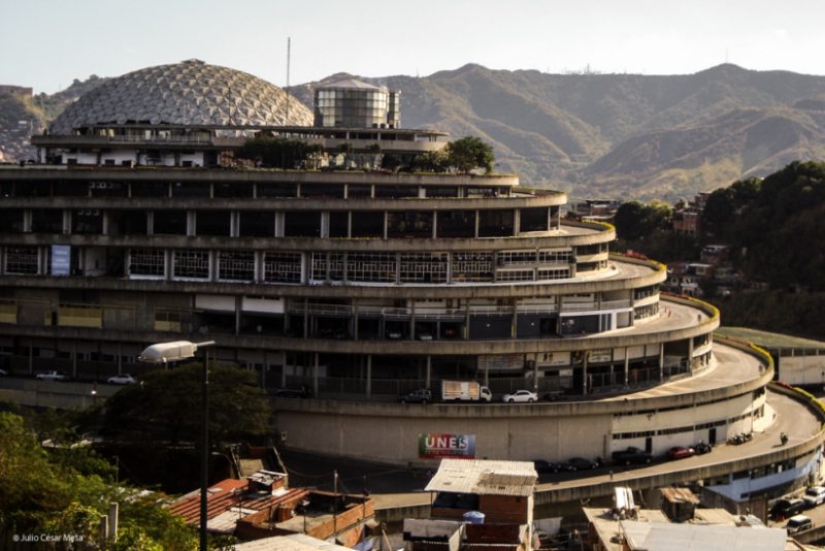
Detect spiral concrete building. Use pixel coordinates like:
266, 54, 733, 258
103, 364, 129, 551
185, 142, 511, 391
0, 60, 821, 510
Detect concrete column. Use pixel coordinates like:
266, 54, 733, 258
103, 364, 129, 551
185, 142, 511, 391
659, 343, 665, 381
688, 337, 694, 373
511, 299, 517, 339
425, 356, 432, 389
624, 347, 630, 388
366, 355, 372, 398
303, 299, 309, 338
235, 296, 242, 336
464, 300, 471, 340
582, 353, 589, 394
409, 299, 416, 340
187, 211, 196, 237
353, 303, 359, 340
313, 353, 319, 398
320, 212, 329, 238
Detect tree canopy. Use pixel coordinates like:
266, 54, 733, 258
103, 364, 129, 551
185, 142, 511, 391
445, 136, 495, 174
102, 363, 272, 447
613, 200, 672, 241
0, 410, 197, 549
700, 161, 825, 291
236, 135, 323, 169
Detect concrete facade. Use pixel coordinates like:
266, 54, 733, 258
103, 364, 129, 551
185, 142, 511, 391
0, 61, 821, 507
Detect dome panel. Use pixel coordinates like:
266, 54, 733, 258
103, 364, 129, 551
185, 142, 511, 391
50, 59, 313, 134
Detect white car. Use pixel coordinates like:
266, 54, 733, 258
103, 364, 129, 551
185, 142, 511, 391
502, 389, 538, 403
36, 370, 68, 381
803, 486, 825, 508
107, 374, 137, 385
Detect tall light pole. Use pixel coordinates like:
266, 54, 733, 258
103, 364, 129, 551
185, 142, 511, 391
139, 340, 215, 551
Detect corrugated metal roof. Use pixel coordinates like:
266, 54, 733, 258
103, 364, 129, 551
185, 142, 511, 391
621, 521, 787, 551
234, 533, 355, 550
425, 459, 537, 496
167, 476, 306, 526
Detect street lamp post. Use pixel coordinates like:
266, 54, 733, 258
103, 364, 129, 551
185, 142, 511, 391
139, 340, 215, 551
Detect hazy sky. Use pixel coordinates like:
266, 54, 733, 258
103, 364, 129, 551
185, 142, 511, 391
4, 0, 825, 94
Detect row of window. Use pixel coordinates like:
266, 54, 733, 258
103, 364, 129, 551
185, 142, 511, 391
0, 207, 564, 239
129, 249, 578, 284
0, 245, 609, 283
1, 180, 523, 200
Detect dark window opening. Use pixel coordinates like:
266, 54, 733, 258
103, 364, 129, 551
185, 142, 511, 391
437, 211, 475, 238
196, 211, 231, 237
284, 211, 321, 237
240, 211, 275, 237
153, 210, 187, 235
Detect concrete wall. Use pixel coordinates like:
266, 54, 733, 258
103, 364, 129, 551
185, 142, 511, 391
776, 350, 825, 386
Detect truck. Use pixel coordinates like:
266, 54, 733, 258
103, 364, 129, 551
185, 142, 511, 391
441, 380, 492, 402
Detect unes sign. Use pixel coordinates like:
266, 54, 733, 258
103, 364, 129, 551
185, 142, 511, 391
418, 433, 475, 459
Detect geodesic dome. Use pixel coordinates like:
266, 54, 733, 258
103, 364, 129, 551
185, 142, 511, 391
49, 59, 312, 134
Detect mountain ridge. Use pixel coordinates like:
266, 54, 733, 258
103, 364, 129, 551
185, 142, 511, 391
5, 63, 825, 202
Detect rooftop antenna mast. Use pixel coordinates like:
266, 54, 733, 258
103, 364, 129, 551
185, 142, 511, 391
285, 37, 291, 124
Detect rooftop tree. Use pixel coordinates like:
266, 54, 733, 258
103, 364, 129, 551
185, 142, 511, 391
445, 136, 495, 174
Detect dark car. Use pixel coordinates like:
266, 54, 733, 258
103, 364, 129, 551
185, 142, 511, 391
666, 446, 696, 460
562, 457, 598, 471
273, 387, 311, 399
611, 446, 653, 465
399, 388, 432, 404
532, 459, 561, 474
770, 498, 805, 520
693, 442, 712, 455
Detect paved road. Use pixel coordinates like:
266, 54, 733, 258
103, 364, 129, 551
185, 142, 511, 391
278, 388, 821, 514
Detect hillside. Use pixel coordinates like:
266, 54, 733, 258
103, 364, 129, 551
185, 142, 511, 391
289, 64, 825, 202
0, 76, 106, 162
6, 64, 825, 201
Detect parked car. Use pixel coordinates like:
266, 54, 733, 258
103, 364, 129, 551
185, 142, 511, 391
666, 446, 696, 460
803, 486, 825, 508
770, 498, 805, 520
399, 388, 432, 404
273, 387, 311, 398
35, 370, 68, 381
785, 514, 813, 534
611, 446, 653, 465
561, 457, 598, 471
532, 459, 561, 474
502, 389, 538, 403
107, 373, 136, 385
0, 368, 7, 376
693, 442, 712, 455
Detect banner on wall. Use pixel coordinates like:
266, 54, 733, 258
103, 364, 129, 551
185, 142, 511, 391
51, 245, 71, 276
418, 433, 475, 459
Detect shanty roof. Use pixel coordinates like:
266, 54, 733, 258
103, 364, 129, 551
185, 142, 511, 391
621, 521, 788, 551
660, 487, 701, 505
167, 476, 306, 527
234, 533, 355, 550
425, 459, 537, 497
